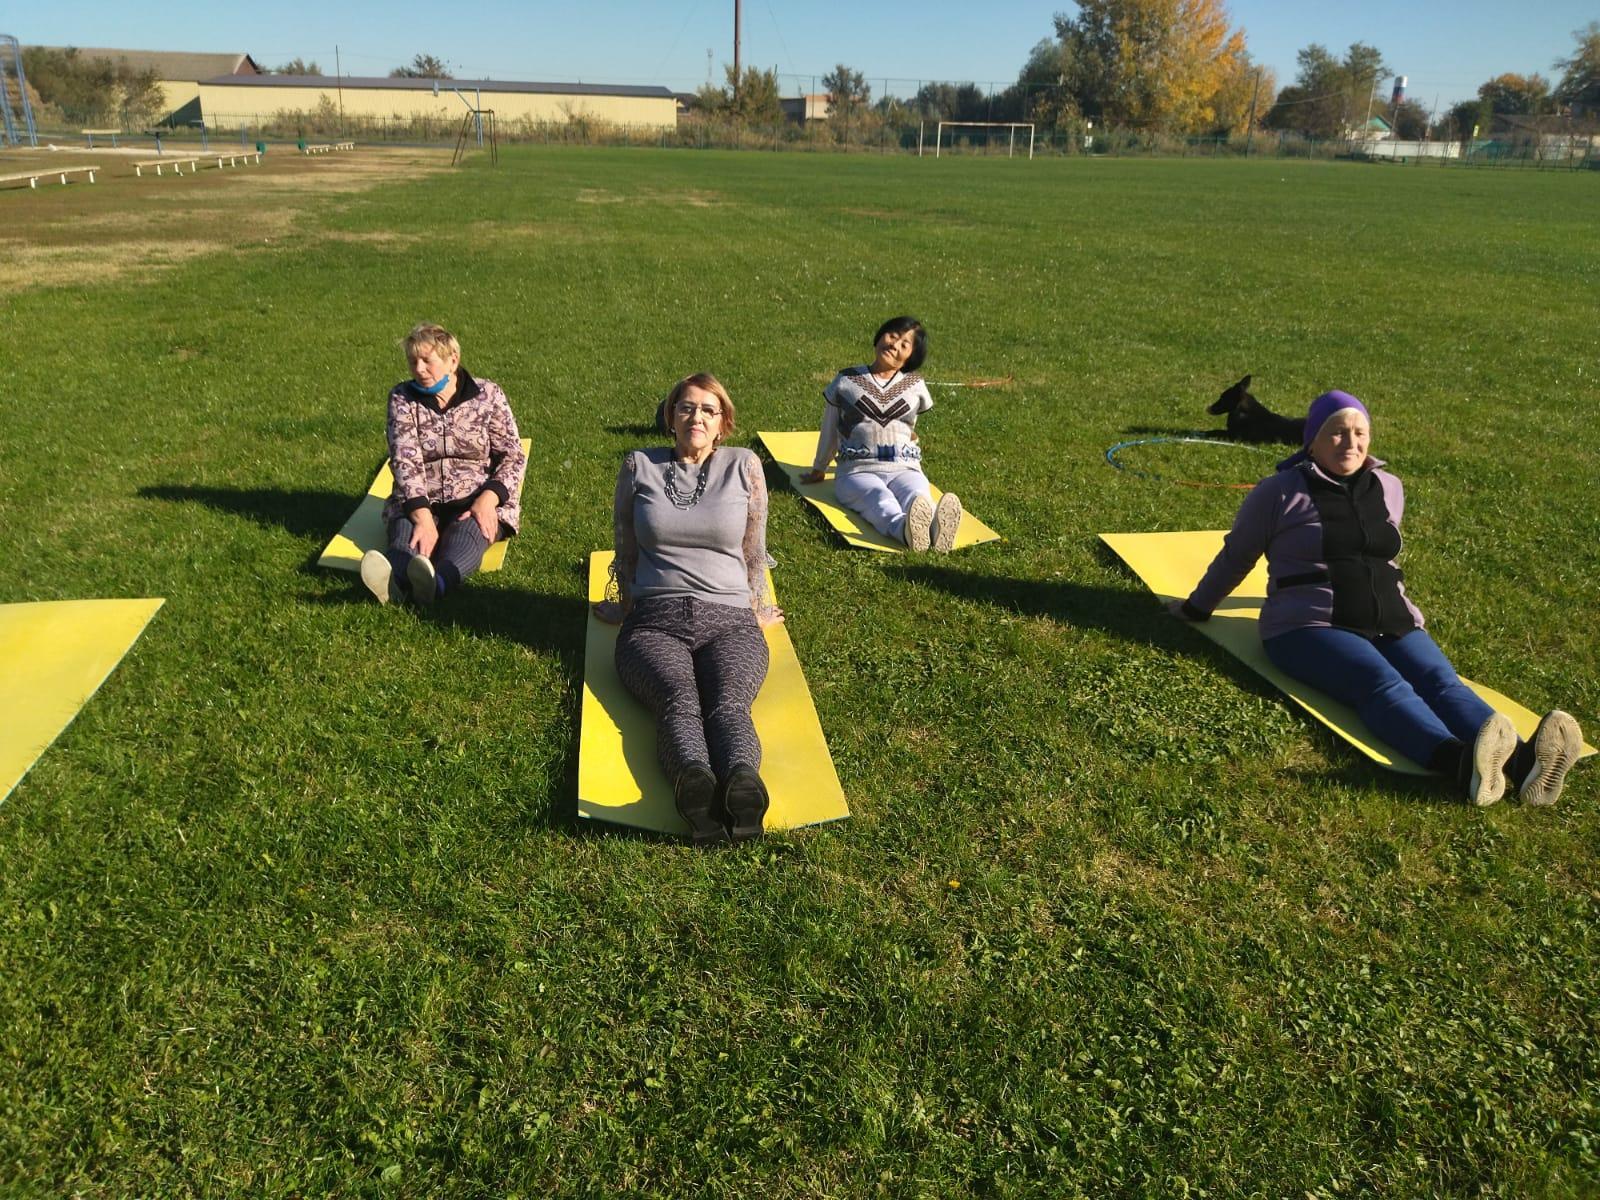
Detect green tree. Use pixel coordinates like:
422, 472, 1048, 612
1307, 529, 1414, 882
1553, 21, 1600, 109
390, 54, 451, 79
1390, 97, 1429, 139
19, 46, 164, 126
823, 64, 870, 126
913, 81, 988, 122
723, 64, 782, 124
1265, 42, 1387, 138
274, 58, 323, 75
1477, 72, 1551, 114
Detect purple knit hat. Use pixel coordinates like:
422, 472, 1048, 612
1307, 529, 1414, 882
1277, 389, 1371, 470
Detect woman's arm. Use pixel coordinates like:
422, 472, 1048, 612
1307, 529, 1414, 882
595, 453, 638, 623
464, 382, 526, 540
387, 388, 431, 514
1177, 476, 1282, 620
801, 390, 841, 483
743, 453, 783, 627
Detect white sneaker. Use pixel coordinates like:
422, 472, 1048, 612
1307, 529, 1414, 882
903, 494, 933, 552
931, 493, 963, 553
360, 549, 401, 604
1520, 710, 1582, 807
406, 554, 437, 605
1466, 712, 1517, 806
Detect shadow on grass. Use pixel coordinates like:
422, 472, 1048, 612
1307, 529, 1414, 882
891, 555, 1447, 804
138, 484, 357, 545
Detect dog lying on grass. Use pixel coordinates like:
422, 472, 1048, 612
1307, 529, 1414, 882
1207, 375, 1306, 444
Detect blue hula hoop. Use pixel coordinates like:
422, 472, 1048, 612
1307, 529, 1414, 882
1104, 436, 1272, 490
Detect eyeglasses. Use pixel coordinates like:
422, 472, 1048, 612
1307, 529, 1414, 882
674, 403, 722, 420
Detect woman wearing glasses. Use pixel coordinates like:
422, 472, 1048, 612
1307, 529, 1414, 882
594, 373, 784, 846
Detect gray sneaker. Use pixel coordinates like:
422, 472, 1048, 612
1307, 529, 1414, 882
360, 549, 401, 604
931, 492, 963, 553
1466, 711, 1517, 806
1520, 710, 1582, 807
406, 553, 437, 606
903, 494, 933, 552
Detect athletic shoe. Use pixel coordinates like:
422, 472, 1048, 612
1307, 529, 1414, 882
931, 492, 963, 553
360, 549, 402, 604
1466, 711, 1517, 806
904, 494, 933, 552
1519, 710, 1582, 807
674, 765, 726, 847
721, 764, 770, 843
406, 554, 437, 606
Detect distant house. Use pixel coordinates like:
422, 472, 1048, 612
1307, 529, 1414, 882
1487, 111, 1600, 158
30, 46, 261, 126
1346, 113, 1393, 141
196, 74, 678, 131
780, 94, 831, 124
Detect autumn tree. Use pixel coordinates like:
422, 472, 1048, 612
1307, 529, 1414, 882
1553, 21, 1600, 110
704, 64, 782, 124
19, 46, 164, 125
1048, 0, 1254, 133
1478, 72, 1551, 114
390, 54, 451, 79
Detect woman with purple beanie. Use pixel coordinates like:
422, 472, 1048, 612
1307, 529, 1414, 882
1171, 389, 1584, 807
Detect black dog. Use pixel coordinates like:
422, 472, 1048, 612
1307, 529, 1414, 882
1207, 375, 1305, 445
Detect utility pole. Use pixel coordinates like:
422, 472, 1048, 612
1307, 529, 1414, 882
732, 0, 742, 108
1244, 66, 1262, 156
335, 44, 346, 136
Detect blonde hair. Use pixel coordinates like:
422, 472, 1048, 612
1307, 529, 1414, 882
403, 322, 461, 362
661, 372, 736, 442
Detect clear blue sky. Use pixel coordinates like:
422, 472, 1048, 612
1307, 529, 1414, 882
20, 1, 1597, 109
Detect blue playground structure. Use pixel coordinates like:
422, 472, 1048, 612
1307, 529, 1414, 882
1, 34, 39, 147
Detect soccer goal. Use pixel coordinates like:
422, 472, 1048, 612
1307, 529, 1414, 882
924, 121, 1035, 159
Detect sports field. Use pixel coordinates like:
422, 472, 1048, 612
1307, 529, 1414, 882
2, 146, 1597, 1195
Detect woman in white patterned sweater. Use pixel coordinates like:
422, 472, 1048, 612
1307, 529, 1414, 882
800, 316, 962, 552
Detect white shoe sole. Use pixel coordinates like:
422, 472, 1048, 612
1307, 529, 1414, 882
1467, 712, 1517, 806
360, 549, 398, 604
1521, 710, 1582, 807
931, 493, 962, 553
406, 554, 437, 605
903, 495, 933, 552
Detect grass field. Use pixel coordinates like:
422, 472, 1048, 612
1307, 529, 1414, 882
2, 146, 1597, 1196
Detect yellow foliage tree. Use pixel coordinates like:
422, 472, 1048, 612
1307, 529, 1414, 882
1054, 0, 1256, 134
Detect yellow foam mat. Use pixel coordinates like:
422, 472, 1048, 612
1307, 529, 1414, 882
1101, 531, 1596, 774
757, 430, 1002, 553
317, 439, 533, 572
578, 551, 849, 834
0, 599, 165, 802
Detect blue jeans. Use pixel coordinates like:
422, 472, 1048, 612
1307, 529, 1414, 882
1263, 626, 1496, 768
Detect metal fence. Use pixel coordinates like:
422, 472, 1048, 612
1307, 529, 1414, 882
24, 111, 1599, 170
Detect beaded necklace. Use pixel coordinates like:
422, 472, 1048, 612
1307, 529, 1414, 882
663, 453, 713, 508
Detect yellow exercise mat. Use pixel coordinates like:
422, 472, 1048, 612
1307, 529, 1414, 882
757, 430, 1002, 553
1101, 531, 1596, 774
0, 599, 164, 803
578, 551, 849, 835
316, 439, 533, 572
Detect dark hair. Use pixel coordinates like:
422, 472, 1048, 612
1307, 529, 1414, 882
873, 316, 927, 373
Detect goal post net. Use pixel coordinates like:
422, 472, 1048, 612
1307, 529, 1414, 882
925, 121, 1035, 159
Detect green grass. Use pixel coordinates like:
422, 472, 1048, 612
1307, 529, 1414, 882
2, 148, 1597, 1197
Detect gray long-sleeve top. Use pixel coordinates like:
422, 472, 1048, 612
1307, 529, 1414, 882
611, 446, 774, 616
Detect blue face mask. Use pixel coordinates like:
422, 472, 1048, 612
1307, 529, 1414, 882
413, 373, 451, 396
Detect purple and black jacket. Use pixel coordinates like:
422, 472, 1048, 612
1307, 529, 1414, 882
1183, 457, 1426, 642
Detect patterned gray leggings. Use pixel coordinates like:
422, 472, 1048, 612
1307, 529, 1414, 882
615, 596, 769, 781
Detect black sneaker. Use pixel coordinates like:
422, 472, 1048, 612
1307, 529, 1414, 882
1520, 710, 1582, 807
721, 764, 770, 843
674, 765, 726, 847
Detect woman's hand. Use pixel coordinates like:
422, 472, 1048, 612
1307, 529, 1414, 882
799, 469, 827, 485
757, 606, 785, 629
460, 492, 500, 541
1166, 598, 1197, 621
592, 600, 625, 625
408, 511, 439, 558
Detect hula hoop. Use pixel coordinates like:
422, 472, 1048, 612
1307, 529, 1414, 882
929, 375, 1014, 389
1104, 435, 1273, 490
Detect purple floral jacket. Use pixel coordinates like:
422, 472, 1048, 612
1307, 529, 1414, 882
382, 368, 527, 536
